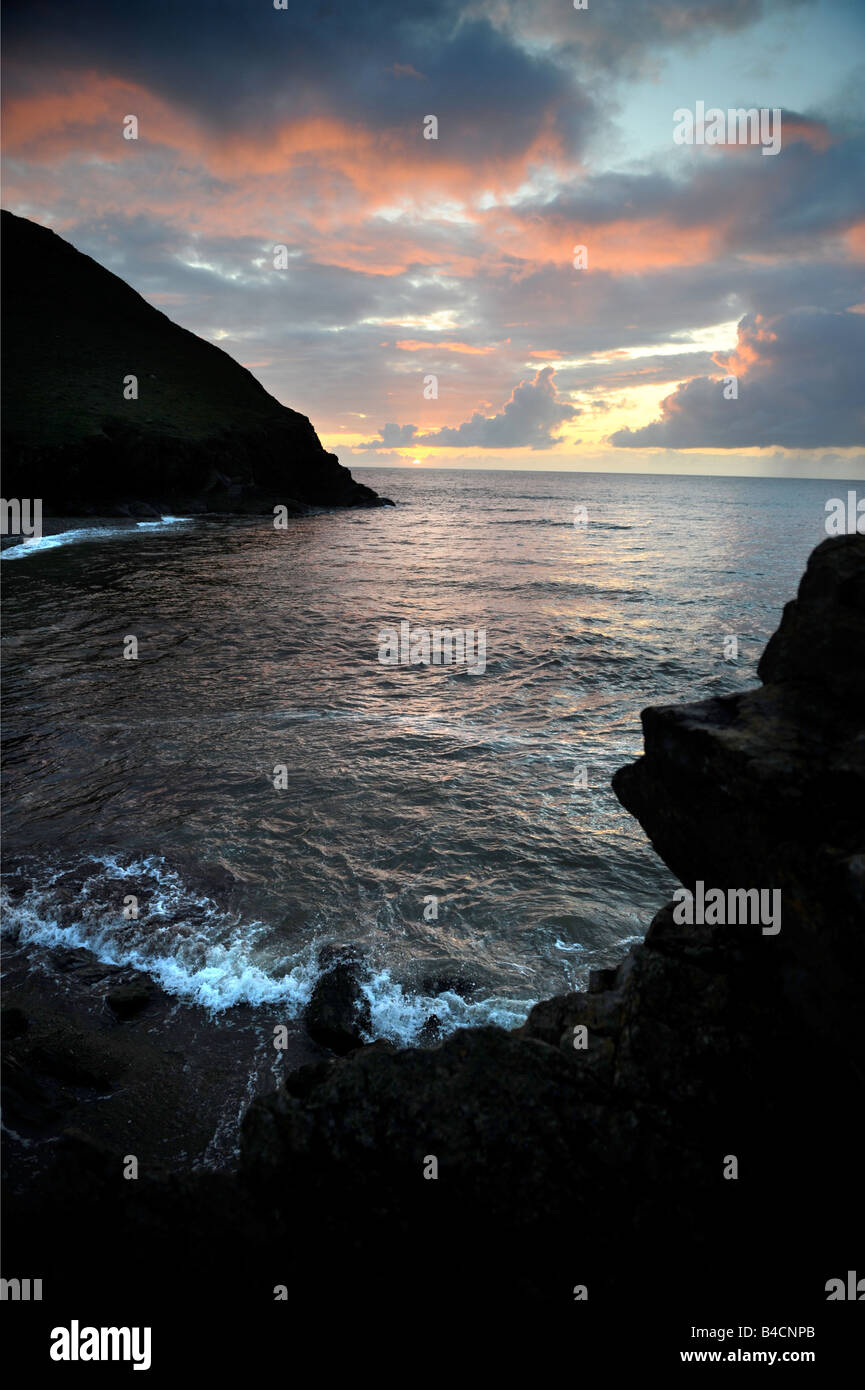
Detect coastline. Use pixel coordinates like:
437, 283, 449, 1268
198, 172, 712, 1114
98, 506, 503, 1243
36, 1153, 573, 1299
1, 938, 325, 1194
3, 535, 862, 1351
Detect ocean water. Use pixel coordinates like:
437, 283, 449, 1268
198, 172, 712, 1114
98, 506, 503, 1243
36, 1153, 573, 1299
0, 469, 845, 1043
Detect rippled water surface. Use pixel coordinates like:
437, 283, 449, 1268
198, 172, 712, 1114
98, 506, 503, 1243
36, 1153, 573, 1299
0, 469, 840, 1040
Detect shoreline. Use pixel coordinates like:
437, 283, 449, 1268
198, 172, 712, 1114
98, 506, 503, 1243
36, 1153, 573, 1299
1, 938, 325, 1194
1, 499, 393, 555
2, 533, 862, 1352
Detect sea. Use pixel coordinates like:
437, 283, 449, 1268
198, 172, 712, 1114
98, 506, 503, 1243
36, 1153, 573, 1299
0, 469, 849, 1053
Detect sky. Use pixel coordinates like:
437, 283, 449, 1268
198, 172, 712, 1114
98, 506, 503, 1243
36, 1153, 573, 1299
3, 0, 864, 478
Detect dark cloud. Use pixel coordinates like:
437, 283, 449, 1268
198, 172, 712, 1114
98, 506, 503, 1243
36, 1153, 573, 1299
374, 423, 419, 446
611, 309, 865, 448
508, 121, 865, 259
2, 1, 594, 162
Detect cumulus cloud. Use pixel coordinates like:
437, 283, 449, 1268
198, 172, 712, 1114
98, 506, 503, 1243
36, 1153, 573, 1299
611, 309, 865, 449
373, 423, 419, 446
399, 367, 581, 448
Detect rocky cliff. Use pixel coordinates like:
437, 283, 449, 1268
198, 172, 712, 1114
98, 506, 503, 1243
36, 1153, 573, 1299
4, 536, 863, 1338
0, 210, 389, 515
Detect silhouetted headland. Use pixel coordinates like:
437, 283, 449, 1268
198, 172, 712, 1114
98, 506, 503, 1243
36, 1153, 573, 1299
1, 210, 392, 519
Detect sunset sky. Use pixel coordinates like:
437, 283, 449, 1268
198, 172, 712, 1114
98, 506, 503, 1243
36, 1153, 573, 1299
3, 0, 864, 477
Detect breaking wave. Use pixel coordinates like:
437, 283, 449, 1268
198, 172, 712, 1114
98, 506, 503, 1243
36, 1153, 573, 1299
0, 854, 532, 1042
1, 517, 193, 559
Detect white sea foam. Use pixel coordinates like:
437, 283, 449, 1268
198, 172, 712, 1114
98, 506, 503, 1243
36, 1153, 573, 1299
0, 854, 537, 1041
1, 517, 192, 559
1, 855, 319, 1012
360, 969, 529, 1044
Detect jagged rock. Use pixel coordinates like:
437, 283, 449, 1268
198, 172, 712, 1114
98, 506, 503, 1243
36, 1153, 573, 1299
612, 533, 865, 1058
417, 1014, 443, 1045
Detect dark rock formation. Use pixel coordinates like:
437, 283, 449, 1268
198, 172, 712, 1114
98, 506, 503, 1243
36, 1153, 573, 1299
235, 534, 864, 1304
416, 1013, 443, 1044
304, 946, 372, 1054
106, 974, 155, 1021
0, 1005, 28, 1041
3, 537, 863, 1342
0, 210, 393, 515
612, 532, 865, 1061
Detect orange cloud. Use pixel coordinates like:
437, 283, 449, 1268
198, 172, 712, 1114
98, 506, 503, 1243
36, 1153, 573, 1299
717, 319, 777, 378
783, 116, 835, 152
3, 70, 578, 212
394, 339, 496, 354
2, 74, 201, 159
843, 222, 865, 262
493, 211, 720, 272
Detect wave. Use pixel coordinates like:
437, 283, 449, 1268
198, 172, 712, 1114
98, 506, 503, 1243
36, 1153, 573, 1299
0, 854, 534, 1043
1, 517, 193, 559
500, 578, 647, 597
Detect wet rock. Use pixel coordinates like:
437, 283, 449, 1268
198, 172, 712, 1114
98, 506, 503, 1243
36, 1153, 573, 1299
107, 975, 155, 1020
242, 1026, 590, 1223
420, 973, 476, 999
27, 1025, 125, 1089
417, 1014, 443, 1045
304, 948, 372, 1054
2, 1054, 71, 1134
351, 1038, 397, 1058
